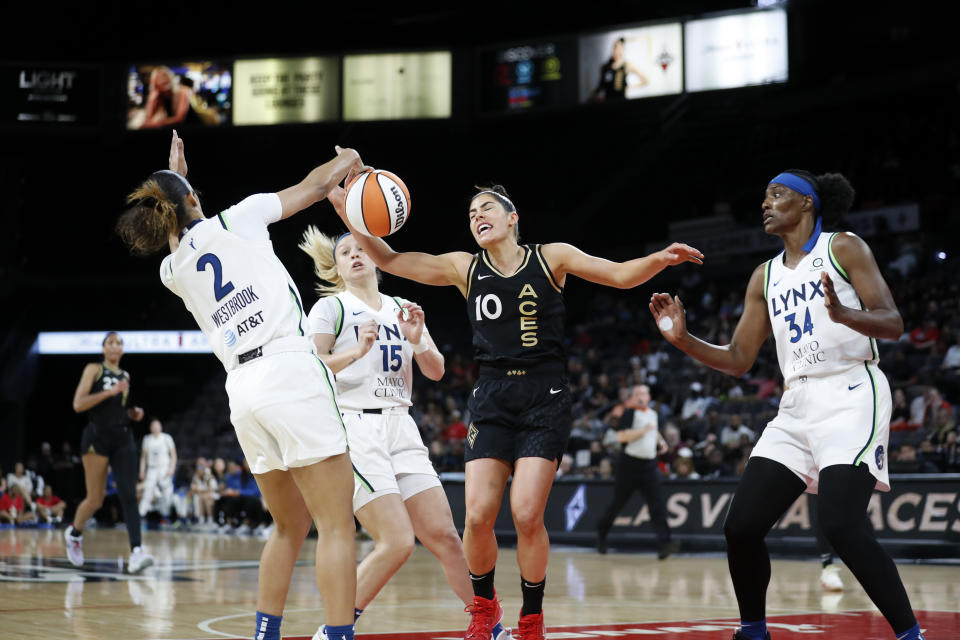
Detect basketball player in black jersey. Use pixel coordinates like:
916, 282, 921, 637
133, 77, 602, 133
327, 182, 701, 640
65, 332, 154, 573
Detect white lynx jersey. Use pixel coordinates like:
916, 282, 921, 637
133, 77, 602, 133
142, 432, 174, 470
309, 290, 428, 411
160, 194, 310, 370
763, 230, 878, 387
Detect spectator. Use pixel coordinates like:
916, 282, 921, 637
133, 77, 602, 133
889, 444, 939, 474
556, 454, 574, 478
681, 381, 710, 420
929, 407, 957, 445
909, 318, 940, 352
440, 410, 467, 442
699, 443, 735, 478
936, 430, 960, 472
890, 388, 916, 430
671, 449, 701, 480
37, 442, 55, 485
36, 485, 66, 524
6, 462, 36, 513
189, 458, 218, 530
720, 415, 755, 449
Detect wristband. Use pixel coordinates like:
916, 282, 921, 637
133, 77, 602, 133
411, 339, 429, 354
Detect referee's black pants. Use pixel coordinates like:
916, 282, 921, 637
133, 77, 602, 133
596, 454, 671, 544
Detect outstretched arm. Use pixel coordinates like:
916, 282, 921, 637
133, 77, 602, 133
540, 242, 703, 289
650, 263, 771, 377
822, 232, 903, 340
327, 185, 474, 294
276, 146, 364, 220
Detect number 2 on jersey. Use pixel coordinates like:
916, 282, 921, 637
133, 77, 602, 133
784, 308, 814, 343
196, 253, 235, 301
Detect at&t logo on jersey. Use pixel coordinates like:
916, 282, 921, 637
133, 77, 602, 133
224, 329, 237, 346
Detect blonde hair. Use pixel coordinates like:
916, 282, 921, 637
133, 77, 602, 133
116, 178, 180, 255
299, 226, 346, 295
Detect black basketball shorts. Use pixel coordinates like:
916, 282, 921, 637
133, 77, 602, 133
81, 422, 135, 460
465, 371, 572, 465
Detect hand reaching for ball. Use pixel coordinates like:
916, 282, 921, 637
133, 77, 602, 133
649, 293, 687, 345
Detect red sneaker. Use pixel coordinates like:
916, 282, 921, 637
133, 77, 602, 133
465, 592, 502, 640
517, 612, 545, 640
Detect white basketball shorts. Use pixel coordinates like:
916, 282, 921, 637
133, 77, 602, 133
751, 362, 891, 493
226, 350, 347, 475
342, 407, 441, 512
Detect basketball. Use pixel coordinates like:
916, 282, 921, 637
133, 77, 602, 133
344, 169, 411, 237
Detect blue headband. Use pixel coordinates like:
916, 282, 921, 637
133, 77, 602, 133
332, 232, 351, 257
769, 173, 820, 212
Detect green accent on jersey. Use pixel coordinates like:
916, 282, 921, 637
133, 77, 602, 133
333, 297, 345, 338
217, 212, 231, 231
289, 286, 304, 336
828, 232, 851, 283
762, 259, 772, 301
853, 361, 880, 466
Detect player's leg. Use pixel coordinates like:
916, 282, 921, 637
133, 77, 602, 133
289, 453, 357, 626
400, 483, 471, 605
723, 457, 806, 639
138, 468, 157, 517
354, 493, 415, 610
463, 457, 512, 640
509, 456, 556, 639
253, 469, 314, 616
817, 464, 922, 638
71, 452, 109, 533
813, 502, 843, 591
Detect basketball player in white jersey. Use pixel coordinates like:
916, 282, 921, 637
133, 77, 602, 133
300, 228, 512, 640
115, 131, 362, 640
649, 170, 926, 640
138, 418, 176, 518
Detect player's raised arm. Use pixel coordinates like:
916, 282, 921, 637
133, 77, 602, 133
327, 185, 473, 293
541, 242, 703, 289
649, 263, 772, 377
276, 146, 364, 220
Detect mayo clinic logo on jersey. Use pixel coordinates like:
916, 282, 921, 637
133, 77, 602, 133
876, 445, 885, 470
224, 329, 237, 347
790, 339, 827, 373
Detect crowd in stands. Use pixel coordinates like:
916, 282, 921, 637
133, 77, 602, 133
4, 228, 958, 533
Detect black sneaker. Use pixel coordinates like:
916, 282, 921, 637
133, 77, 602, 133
596, 535, 608, 554
732, 631, 771, 640
657, 540, 681, 560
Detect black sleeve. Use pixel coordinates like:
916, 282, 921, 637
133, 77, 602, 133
617, 408, 634, 431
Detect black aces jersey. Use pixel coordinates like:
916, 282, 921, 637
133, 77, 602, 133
466, 244, 566, 368
87, 363, 130, 428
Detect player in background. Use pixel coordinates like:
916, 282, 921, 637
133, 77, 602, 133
328, 178, 701, 640
66, 331, 152, 573
649, 170, 926, 640
115, 131, 362, 640
138, 418, 177, 520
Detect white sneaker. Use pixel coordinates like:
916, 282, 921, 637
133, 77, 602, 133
820, 565, 843, 591
63, 526, 84, 566
128, 546, 154, 574
235, 523, 252, 535
257, 523, 274, 540
312, 625, 328, 640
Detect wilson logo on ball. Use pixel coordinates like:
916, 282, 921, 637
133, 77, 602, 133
345, 170, 411, 237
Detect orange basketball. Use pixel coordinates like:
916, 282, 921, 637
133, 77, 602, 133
344, 169, 411, 237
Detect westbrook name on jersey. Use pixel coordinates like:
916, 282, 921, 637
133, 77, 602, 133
763, 230, 878, 386
160, 194, 309, 370
466, 244, 566, 368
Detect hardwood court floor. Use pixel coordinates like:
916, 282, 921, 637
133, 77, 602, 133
0, 527, 957, 639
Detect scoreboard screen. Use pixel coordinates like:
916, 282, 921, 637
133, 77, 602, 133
478, 39, 577, 113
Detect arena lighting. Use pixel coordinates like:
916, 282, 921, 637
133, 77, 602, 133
34, 331, 212, 354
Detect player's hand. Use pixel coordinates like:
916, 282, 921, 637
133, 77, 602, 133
649, 293, 688, 346
327, 185, 347, 219
397, 302, 425, 345
821, 271, 848, 324
659, 243, 704, 266
111, 379, 130, 396
169, 130, 187, 177
355, 319, 378, 358
334, 146, 366, 184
